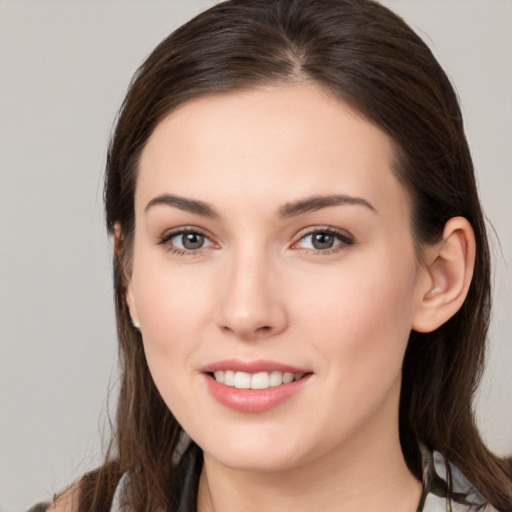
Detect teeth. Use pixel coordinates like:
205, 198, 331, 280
282, 372, 294, 384
269, 371, 283, 387
251, 371, 269, 389
212, 370, 305, 389
234, 371, 251, 389
225, 370, 235, 386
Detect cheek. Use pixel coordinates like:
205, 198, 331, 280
129, 259, 218, 406
133, 258, 213, 341
294, 252, 419, 382
295, 252, 417, 328
132, 263, 213, 416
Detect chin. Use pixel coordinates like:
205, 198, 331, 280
206, 449, 303, 474
197, 428, 323, 474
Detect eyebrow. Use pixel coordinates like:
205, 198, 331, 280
145, 194, 219, 218
144, 193, 376, 218
279, 194, 377, 217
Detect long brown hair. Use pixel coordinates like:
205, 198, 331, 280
75, 0, 512, 510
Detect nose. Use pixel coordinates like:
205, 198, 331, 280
216, 249, 288, 341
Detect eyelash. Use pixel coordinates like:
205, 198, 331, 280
157, 228, 214, 256
157, 227, 354, 256
292, 227, 354, 255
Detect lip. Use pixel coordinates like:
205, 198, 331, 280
201, 359, 310, 374
201, 359, 312, 413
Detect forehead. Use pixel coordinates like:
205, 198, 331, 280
136, 83, 407, 219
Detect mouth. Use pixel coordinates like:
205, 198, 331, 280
201, 360, 313, 412
208, 370, 307, 389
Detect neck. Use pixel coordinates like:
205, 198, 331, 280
197, 389, 421, 512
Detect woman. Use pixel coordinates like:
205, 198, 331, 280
38, 0, 511, 510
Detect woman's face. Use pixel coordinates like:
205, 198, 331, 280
126, 84, 431, 472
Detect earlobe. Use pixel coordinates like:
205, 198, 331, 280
113, 222, 124, 254
113, 222, 140, 329
126, 282, 140, 330
412, 217, 476, 333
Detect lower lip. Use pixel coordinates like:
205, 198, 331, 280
204, 373, 312, 413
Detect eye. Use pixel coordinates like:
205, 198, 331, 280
173, 232, 209, 250
158, 229, 214, 254
293, 228, 353, 253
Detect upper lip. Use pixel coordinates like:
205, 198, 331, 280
201, 359, 310, 374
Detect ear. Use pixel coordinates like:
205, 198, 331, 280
114, 222, 140, 329
412, 217, 476, 333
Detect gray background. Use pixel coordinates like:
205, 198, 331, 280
0, 1, 510, 510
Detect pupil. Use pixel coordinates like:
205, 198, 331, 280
313, 232, 334, 250
183, 233, 204, 249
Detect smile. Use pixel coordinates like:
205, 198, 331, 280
211, 370, 305, 389
202, 361, 313, 412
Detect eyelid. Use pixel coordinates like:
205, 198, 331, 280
156, 225, 353, 255
157, 226, 217, 254
157, 226, 209, 243
291, 226, 354, 253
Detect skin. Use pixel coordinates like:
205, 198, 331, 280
124, 83, 462, 512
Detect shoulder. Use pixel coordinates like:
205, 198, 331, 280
26, 504, 50, 512
25, 489, 78, 512
32, 461, 126, 512
44, 483, 80, 512
422, 450, 501, 512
